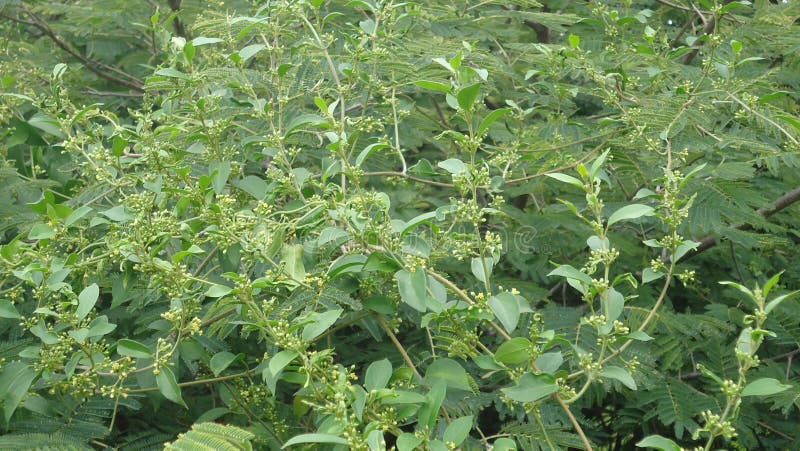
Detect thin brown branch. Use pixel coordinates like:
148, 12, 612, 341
678, 5, 716, 65
670, 13, 698, 47
655, 0, 693, 12
18, 3, 144, 92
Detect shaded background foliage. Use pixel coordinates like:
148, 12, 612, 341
1, 0, 799, 449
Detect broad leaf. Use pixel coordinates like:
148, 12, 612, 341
501, 373, 558, 403
156, 366, 187, 408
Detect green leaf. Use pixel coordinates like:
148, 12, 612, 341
607, 204, 654, 226
488, 292, 520, 333
282, 433, 347, 448
736, 327, 757, 356
28, 223, 55, 240
28, 113, 66, 138
64, 206, 93, 227
495, 337, 531, 365
601, 365, 637, 390
365, 358, 392, 391
155, 67, 191, 80
719, 281, 755, 304
264, 350, 298, 394
0, 300, 21, 319
156, 366, 187, 408
327, 254, 367, 279
424, 358, 471, 391
285, 114, 330, 137
636, 435, 681, 451
172, 244, 205, 264
457, 83, 481, 110
492, 437, 517, 451
418, 381, 447, 428
235, 175, 269, 200
87, 315, 116, 338
101, 205, 133, 222
281, 244, 306, 283
30, 321, 59, 345
604, 287, 625, 325
765, 290, 799, 314
238, 44, 266, 62
395, 269, 427, 312
183, 40, 195, 63
548, 264, 592, 286
545, 172, 584, 188
438, 158, 467, 175
396, 433, 423, 451
204, 284, 233, 298
672, 240, 700, 261
473, 355, 506, 371
477, 108, 510, 136
210, 351, 238, 376
355, 142, 391, 166
68, 328, 89, 343
0, 361, 38, 422
501, 373, 558, 403
762, 271, 783, 298
776, 115, 800, 131
589, 149, 611, 178
534, 351, 563, 373
381, 390, 427, 405
402, 211, 438, 236
642, 268, 664, 284
363, 295, 395, 314
741, 378, 791, 397
116, 339, 152, 358
471, 256, 494, 283
192, 37, 223, 46
301, 308, 343, 341
76, 283, 99, 322
628, 331, 653, 341
318, 227, 351, 246
413, 80, 450, 92
443, 415, 473, 446
568, 33, 580, 48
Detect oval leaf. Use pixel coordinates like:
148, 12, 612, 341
76, 283, 99, 322
607, 204, 655, 227
443, 415, 473, 446
282, 433, 347, 448
116, 339, 152, 358
301, 309, 343, 342
413, 80, 450, 92
365, 358, 392, 391
601, 365, 637, 390
457, 83, 481, 110
477, 108, 510, 136
210, 351, 238, 377
636, 435, 681, 451
741, 378, 792, 397
424, 358, 471, 391
488, 293, 520, 333
156, 366, 187, 408
495, 337, 531, 365
395, 269, 427, 312
501, 373, 558, 403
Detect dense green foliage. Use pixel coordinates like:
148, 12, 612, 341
1, 0, 800, 449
